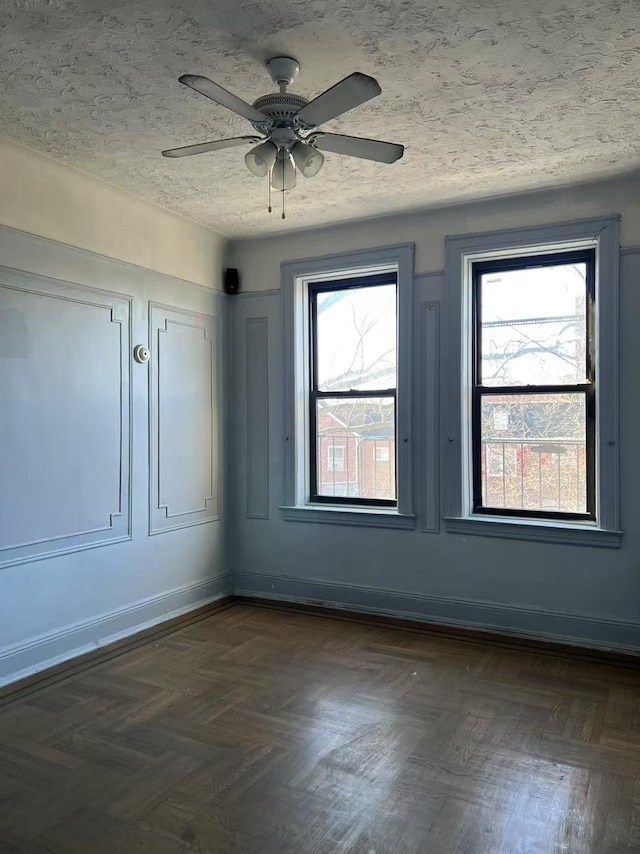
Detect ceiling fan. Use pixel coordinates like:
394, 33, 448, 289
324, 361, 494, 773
162, 56, 404, 218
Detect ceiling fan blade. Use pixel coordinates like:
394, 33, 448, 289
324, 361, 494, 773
179, 74, 267, 124
295, 73, 381, 128
162, 136, 262, 158
309, 132, 404, 163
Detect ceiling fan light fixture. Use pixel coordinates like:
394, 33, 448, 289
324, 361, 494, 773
165, 61, 405, 220
271, 151, 297, 190
244, 140, 277, 177
291, 141, 324, 177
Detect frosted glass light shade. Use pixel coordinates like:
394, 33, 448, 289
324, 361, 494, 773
291, 141, 324, 177
271, 151, 297, 190
245, 140, 277, 177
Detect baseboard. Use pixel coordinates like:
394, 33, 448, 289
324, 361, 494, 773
5, 569, 639, 696
0, 573, 233, 689
233, 571, 640, 654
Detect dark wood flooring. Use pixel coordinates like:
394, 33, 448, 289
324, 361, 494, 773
1, 602, 640, 853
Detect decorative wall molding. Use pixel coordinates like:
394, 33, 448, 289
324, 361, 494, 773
0, 225, 225, 298
149, 302, 221, 534
233, 571, 640, 653
414, 270, 445, 283
420, 301, 440, 532
234, 289, 281, 299
0, 267, 131, 568
245, 317, 269, 519
0, 573, 232, 688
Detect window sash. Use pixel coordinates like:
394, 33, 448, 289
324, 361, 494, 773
471, 249, 596, 522
309, 389, 397, 506
308, 273, 398, 507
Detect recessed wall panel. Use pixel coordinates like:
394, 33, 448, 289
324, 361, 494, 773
0, 269, 131, 567
149, 303, 220, 534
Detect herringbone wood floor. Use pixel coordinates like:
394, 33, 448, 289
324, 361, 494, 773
1, 603, 640, 853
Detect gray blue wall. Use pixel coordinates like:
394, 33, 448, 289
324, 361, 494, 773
4, 172, 640, 689
229, 177, 640, 652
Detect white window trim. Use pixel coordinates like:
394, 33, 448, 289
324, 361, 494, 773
280, 244, 416, 529
443, 216, 621, 548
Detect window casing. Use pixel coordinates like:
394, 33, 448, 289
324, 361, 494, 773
281, 244, 415, 529
444, 217, 621, 548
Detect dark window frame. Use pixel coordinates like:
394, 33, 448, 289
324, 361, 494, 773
308, 271, 398, 507
471, 248, 596, 521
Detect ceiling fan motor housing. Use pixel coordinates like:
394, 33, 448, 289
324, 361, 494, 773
251, 93, 311, 138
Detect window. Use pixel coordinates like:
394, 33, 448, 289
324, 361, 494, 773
444, 217, 621, 547
309, 273, 397, 506
472, 249, 595, 520
327, 445, 345, 472
281, 244, 415, 529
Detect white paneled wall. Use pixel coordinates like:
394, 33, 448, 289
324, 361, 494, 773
0, 270, 130, 566
0, 227, 230, 686
149, 303, 221, 533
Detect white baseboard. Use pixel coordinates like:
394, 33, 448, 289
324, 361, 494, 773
0, 573, 232, 688
233, 571, 640, 654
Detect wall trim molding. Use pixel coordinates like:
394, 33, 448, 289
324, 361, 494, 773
0, 224, 225, 298
0, 573, 232, 688
279, 506, 416, 529
246, 317, 270, 519
444, 516, 622, 548
419, 300, 440, 532
232, 571, 640, 653
233, 289, 281, 299
232, 281, 445, 297
148, 302, 221, 534
414, 270, 445, 283
0, 267, 132, 568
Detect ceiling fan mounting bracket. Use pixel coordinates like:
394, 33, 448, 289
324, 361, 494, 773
266, 56, 300, 87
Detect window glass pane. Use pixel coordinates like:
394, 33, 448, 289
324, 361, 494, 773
480, 393, 587, 514
479, 263, 587, 386
316, 284, 396, 391
316, 397, 395, 500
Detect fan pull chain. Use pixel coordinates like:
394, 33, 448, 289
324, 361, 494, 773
268, 169, 272, 213
281, 155, 286, 219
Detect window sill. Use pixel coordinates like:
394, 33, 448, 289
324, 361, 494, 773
280, 505, 416, 530
444, 515, 622, 548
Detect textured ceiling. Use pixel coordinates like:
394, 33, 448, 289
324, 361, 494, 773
2, 0, 640, 237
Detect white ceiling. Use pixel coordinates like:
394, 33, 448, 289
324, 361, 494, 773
2, 0, 640, 238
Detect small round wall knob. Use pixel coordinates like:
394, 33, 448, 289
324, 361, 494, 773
133, 344, 150, 364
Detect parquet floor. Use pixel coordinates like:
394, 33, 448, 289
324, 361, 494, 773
1, 603, 640, 853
